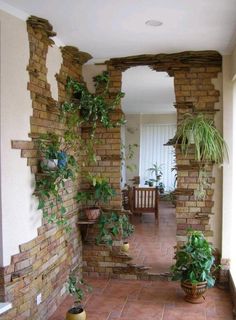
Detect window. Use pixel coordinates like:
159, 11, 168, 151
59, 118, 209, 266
139, 123, 176, 190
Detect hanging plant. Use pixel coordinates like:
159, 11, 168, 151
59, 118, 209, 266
61, 75, 126, 137
35, 132, 79, 232
174, 113, 228, 164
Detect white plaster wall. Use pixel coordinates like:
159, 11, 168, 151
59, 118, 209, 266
0, 11, 62, 266
124, 114, 141, 184
222, 55, 234, 260
210, 74, 223, 250
46, 45, 62, 100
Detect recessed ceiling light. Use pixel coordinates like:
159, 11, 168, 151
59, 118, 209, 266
145, 20, 163, 27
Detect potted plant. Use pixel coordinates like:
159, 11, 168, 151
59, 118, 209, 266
147, 163, 163, 186
66, 275, 92, 320
35, 132, 79, 231
75, 174, 116, 220
171, 230, 218, 303
174, 113, 228, 163
96, 211, 134, 248
158, 182, 165, 194
37, 133, 61, 171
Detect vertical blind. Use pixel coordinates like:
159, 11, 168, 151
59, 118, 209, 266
140, 123, 176, 191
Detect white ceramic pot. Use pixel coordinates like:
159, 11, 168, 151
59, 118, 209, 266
40, 159, 58, 171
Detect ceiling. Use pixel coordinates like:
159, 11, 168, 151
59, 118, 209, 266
1, 0, 236, 114
122, 67, 175, 114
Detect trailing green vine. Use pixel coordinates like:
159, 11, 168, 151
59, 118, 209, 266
35, 71, 125, 232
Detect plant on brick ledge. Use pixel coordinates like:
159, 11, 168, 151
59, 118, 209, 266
66, 274, 92, 320
174, 113, 228, 164
171, 230, 218, 303
96, 211, 134, 247
75, 174, 116, 220
35, 132, 79, 232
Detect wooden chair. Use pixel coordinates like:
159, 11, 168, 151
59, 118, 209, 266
131, 186, 159, 223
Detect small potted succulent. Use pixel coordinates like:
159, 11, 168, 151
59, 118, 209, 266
66, 275, 92, 320
171, 230, 218, 304
76, 174, 116, 220
158, 182, 165, 194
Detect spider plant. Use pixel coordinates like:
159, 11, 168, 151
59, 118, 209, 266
174, 113, 228, 164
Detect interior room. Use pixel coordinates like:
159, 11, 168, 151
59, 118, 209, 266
0, 1, 236, 320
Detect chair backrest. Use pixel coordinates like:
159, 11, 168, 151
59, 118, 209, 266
132, 187, 159, 215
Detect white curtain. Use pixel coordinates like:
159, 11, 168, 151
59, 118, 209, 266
140, 124, 176, 191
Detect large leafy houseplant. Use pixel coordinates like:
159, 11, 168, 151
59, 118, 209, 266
174, 113, 228, 164
171, 230, 218, 303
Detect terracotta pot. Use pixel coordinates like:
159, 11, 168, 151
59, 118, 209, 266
84, 207, 100, 220
122, 241, 129, 252
66, 307, 86, 320
181, 280, 207, 304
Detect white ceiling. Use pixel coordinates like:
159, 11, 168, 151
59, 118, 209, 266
1, 0, 236, 113
1, 0, 236, 61
122, 67, 175, 114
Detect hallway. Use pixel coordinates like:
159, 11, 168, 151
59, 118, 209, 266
128, 200, 176, 274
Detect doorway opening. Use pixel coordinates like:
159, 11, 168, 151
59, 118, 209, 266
121, 65, 177, 274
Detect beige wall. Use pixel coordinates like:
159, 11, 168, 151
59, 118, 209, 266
82, 64, 107, 93
0, 10, 62, 266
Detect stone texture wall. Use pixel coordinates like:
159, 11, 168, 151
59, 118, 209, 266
0, 17, 90, 320
173, 66, 221, 244
80, 65, 123, 208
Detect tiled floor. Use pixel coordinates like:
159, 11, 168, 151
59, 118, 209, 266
49, 201, 234, 320
49, 277, 234, 320
128, 200, 176, 274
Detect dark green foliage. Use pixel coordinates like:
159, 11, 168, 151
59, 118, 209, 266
96, 211, 134, 247
35, 133, 79, 232
67, 275, 92, 306
171, 230, 218, 287
75, 175, 116, 207
61, 77, 126, 136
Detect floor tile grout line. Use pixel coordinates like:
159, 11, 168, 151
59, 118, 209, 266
160, 303, 166, 320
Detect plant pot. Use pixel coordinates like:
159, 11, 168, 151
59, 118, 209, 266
57, 151, 68, 169
66, 306, 86, 320
40, 158, 58, 171
181, 280, 207, 304
122, 241, 129, 252
84, 207, 100, 220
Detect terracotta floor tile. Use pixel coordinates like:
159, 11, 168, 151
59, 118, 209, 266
121, 300, 164, 319
49, 202, 234, 320
162, 308, 206, 320
85, 294, 126, 316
